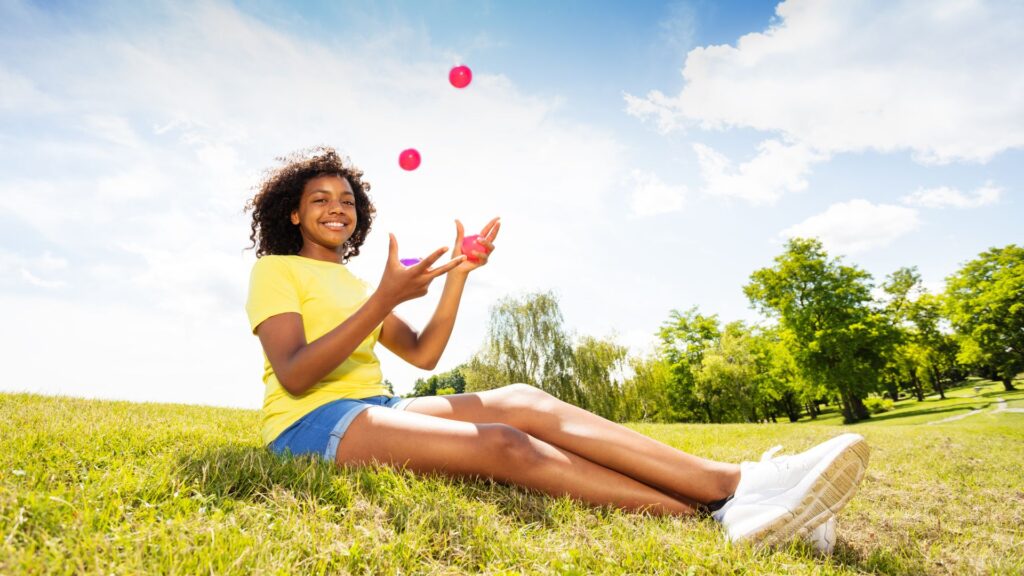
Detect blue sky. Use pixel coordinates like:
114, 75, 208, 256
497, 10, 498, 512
1, 0, 1021, 408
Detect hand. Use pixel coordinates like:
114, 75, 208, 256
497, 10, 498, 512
452, 217, 500, 275
376, 234, 466, 308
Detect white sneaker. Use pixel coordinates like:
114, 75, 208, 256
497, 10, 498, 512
733, 433, 866, 500
713, 434, 868, 547
806, 516, 837, 554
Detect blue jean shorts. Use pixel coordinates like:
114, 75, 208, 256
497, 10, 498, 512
268, 395, 417, 463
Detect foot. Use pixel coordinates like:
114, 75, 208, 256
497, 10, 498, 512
733, 433, 866, 499
712, 434, 868, 547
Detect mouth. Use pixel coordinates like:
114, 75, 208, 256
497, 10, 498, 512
320, 221, 348, 232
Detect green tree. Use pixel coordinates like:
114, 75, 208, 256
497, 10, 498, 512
658, 307, 722, 422
750, 326, 805, 422
908, 293, 961, 399
881, 267, 928, 401
744, 238, 889, 423
409, 366, 467, 397
572, 335, 629, 420
619, 354, 674, 423
944, 245, 1024, 391
697, 321, 759, 423
464, 292, 582, 404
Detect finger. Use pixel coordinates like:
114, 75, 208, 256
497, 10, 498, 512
476, 238, 496, 251
417, 246, 449, 269
388, 233, 399, 262
479, 216, 500, 238
453, 219, 465, 255
485, 219, 501, 242
428, 255, 467, 277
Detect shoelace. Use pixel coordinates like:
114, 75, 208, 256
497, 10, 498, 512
757, 445, 791, 483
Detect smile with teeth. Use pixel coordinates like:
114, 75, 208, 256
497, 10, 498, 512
321, 222, 347, 231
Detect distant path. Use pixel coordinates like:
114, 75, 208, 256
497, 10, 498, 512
992, 398, 1024, 414
926, 398, 1023, 425
927, 407, 985, 425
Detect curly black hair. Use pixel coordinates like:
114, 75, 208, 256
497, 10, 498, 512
245, 146, 376, 263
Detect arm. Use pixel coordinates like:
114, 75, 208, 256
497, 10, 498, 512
256, 235, 465, 396
379, 218, 500, 370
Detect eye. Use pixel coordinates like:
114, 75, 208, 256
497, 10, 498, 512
314, 199, 326, 203
343, 200, 355, 206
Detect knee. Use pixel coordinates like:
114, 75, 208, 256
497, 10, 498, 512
497, 383, 556, 410
479, 423, 543, 467
493, 384, 561, 432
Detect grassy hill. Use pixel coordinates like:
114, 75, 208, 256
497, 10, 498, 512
1, 380, 1022, 575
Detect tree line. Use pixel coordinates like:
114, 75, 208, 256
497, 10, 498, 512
409, 240, 1023, 424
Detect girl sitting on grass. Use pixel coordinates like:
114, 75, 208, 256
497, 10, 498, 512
244, 146, 869, 550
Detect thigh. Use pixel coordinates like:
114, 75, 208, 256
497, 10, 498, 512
335, 405, 531, 475
401, 384, 553, 431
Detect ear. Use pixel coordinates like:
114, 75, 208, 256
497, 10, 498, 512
290, 210, 300, 225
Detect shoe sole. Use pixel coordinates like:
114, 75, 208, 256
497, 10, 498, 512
743, 435, 869, 548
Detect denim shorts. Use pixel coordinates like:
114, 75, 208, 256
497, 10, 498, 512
268, 395, 417, 463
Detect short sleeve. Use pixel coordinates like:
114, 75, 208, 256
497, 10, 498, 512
246, 257, 302, 334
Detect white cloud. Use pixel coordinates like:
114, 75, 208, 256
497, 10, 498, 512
0, 249, 70, 290
780, 199, 920, 255
0, 65, 58, 113
693, 139, 825, 205
83, 114, 143, 148
902, 182, 1002, 209
624, 91, 683, 134
629, 169, 686, 217
20, 269, 65, 290
627, 0, 1024, 164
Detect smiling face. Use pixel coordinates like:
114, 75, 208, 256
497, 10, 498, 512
290, 174, 358, 262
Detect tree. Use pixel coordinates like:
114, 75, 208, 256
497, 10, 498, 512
465, 292, 582, 404
619, 354, 674, 423
750, 326, 805, 422
744, 238, 889, 423
908, 293, 961, 399
944, 245, 1024, 391
658, 307, 722, 422
881, 267, 933, 400
572, 335, 629, 420
409, 366, 467, 397
697, 321, 760, 423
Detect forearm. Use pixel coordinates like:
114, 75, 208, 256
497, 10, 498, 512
282, 293, 393, 394
409, 271, 469, 369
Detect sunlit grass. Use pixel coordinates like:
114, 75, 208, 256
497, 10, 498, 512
2, 391, 1022, 574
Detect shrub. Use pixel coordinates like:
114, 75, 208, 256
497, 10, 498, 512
863, 396, 894, 414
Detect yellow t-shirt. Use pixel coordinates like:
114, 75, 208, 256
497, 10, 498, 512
245, 255, 390, 446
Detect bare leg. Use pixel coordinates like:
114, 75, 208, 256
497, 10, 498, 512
336, 406, 700, 516
402, 384, 740, 504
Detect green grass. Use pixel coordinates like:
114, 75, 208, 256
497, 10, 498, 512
2, 390, 1023, 575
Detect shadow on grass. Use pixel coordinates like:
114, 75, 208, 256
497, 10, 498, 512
856, 402, 993, 424
804, 402, 989, 426
174, 444, 560, 526
175, 444, 351, 505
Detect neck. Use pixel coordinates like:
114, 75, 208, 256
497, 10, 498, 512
298, 245, 344, 264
